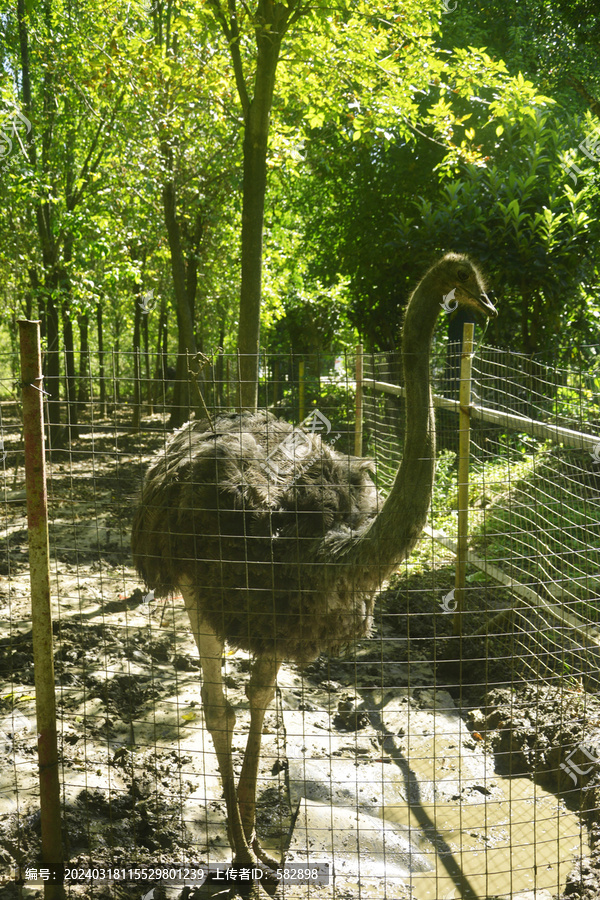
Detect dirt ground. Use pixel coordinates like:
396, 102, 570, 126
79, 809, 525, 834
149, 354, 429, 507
0, 409, 599, 900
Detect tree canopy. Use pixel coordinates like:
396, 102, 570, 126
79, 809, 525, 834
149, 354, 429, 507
1, 0, 599, 420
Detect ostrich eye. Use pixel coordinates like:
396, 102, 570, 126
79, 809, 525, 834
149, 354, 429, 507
457, 268, 470, 282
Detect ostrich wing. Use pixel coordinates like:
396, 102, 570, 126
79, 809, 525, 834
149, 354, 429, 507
132, 412, 382, 663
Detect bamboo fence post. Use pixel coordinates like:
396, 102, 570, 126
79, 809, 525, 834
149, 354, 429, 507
453, 323, 475, 637
18, 320, 65, 899
355, 343, 363, 456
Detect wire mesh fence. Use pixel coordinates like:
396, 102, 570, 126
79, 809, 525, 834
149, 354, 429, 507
363, 341, 600, 691
0, 337, 599, 900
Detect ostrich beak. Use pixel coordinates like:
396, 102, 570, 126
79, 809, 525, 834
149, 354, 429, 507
477, 290, 498, 318
463, 286, 498, 318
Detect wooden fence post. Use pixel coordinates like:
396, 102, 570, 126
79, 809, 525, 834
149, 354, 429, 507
453, 323, 474, 637
355, 344, 363, 456
18, 320, 66, 899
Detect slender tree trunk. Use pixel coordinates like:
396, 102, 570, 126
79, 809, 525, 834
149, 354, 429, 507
216, 324, 225, 407
132, 293, 142, 431
18, 0, 64, 443
114, 318, 121, 404
45, 279, 61, 440
237, 25, 284, 410
62, 235, 78, 439
18, 0, 120, 442
63, 304, 78, 438
210, 0, 301, 410
142, 311, 151, 411
77, 313, 89, 403
153, 301, 168, 406
162, 179, 197, 427
97, 304, 106, 415
31, 268, 45, 337
25, 268, 38, 320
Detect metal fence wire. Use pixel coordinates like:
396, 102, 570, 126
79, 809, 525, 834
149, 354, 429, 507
0, 338, 599, 900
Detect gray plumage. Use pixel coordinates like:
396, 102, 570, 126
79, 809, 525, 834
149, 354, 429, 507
132, 253, 494, 668
130, 253, 496, 879
132, 410, 381, 663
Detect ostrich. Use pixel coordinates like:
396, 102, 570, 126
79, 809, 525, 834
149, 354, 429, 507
131, 253, 496, 885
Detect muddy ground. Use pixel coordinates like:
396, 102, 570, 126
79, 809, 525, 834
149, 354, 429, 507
0, 410, 599, 900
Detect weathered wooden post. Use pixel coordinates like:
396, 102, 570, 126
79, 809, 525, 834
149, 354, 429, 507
453, 323, 475, 636
18, 320, 65, 899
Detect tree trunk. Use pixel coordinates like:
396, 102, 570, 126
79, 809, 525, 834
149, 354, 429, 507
45, 280, 62, 442
114, 318, 121, 404
77, 313, 89, 403
97, 304, 106, 415
153, 300, 168, 406
210, 0, 301, 410
62, 235, 78, 440
18, 0, 64, 444
237, 22, 284, 411
62, 303, 78, 439
162, 179, 197, 427
26, 267, 38, 320
132, 294, 142, 431
142, 310, 152, 411
216, 324, 225, 407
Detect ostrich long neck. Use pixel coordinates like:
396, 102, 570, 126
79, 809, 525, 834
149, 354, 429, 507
340, 272, 441, 575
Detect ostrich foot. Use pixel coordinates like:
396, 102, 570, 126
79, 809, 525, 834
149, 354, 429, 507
230, 839, 279, 886
230, 852, 279, 887
251, 838, 280, 872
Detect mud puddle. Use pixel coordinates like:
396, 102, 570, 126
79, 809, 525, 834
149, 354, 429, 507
281, 680, 587, 899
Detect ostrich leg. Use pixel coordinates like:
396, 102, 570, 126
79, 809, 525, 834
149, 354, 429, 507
237, 654, 280, 868
180, 586, 255, 868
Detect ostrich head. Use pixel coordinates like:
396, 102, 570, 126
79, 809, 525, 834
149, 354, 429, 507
436, 252, 497, 318
401, 252, 496, 349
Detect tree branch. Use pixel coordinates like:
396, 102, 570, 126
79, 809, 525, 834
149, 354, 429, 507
69, 90, 126, 211
209, 0, 250, 117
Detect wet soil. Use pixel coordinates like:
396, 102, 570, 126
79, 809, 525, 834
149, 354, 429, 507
0, 410, 598, 899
